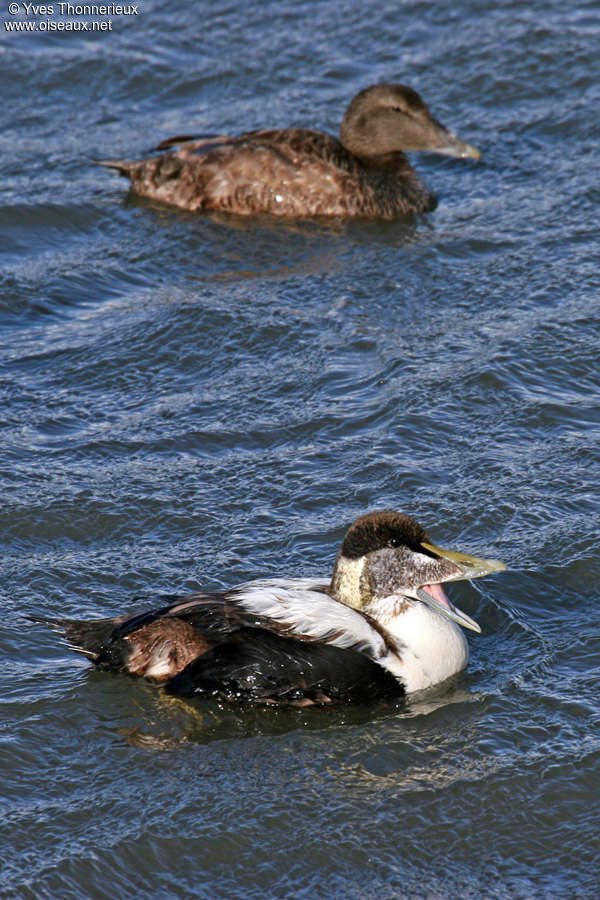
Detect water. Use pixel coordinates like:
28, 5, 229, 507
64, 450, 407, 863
1, 0, 599, 897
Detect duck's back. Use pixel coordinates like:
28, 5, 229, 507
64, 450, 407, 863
104, 128, 436, 218
40, 585, 404, 705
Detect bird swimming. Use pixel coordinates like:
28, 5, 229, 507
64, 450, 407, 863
99, 83, 480, 218
37, 511, 505, 706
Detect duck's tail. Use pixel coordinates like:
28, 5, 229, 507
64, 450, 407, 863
30, 614, 122, 660
95, 158, 141, 179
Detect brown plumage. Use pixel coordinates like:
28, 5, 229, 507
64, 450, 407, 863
339, 510, 430, 559
99, 83, 480, 219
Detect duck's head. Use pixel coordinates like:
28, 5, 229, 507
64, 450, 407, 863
329, 510, 505, 633
339, 83, 480, 162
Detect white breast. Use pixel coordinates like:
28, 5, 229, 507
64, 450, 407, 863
380, 603, 470, 693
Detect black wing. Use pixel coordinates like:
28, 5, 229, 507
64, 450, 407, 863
165, 627, 404, 705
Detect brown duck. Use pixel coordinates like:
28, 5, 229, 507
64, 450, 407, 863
100, 83, 480, 218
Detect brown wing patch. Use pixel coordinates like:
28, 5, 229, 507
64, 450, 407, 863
124, 619, 212, 681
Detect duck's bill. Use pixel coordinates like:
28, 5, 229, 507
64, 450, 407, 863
416, 583, 482, 633
432, 130, 481, 160
415, 542, 506, 633
421, 542, 506, 581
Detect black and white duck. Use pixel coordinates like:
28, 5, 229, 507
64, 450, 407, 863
38, 511, 505, 706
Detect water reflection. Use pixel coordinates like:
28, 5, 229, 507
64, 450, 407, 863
109, 674, 482, 749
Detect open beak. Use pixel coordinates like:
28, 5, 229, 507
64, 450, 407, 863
416, 541, 506, 633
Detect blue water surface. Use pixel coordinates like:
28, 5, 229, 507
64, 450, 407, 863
1, 1, 599, 897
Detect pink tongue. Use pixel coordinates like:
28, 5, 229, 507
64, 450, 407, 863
423, 582, 453, 611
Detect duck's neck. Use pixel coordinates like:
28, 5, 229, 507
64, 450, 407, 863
329, 553, 470, 692
353, 150, 413, 174
349, 151, 437, 214
329, 554, 414, 620
328, 553, 365, 610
